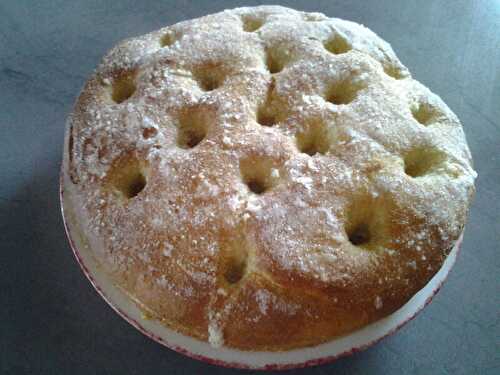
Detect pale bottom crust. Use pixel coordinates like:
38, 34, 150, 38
61, 173, 462, 370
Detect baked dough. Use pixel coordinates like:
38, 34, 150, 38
63, 5, 476, 350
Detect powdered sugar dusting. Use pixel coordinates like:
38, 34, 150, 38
375, 296, 383, 310
162, 242, 174, 257
208, 321, 224, 348
255, 289, 271, 315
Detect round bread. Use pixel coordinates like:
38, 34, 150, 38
63, 5, 476, 350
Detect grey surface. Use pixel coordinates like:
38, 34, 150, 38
1, 0, 499, 374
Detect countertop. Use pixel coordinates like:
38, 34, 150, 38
1, 1, 499, 374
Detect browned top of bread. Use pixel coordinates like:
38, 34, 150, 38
63, 5, 476, 350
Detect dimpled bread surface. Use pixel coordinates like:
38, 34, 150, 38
64, 5, 476, 350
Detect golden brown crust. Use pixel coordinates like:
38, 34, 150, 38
64, 5, 476, 350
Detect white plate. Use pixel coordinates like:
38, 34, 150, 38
60, 168, 462, 370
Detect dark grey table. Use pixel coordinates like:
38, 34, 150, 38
1, 1, 499, 374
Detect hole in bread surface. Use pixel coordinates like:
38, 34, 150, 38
348, 223, 371, 246
142, 127, 158, 139
257, 106, 277, 127
124, 173, 146, 198
345, 195, 385, 250
384, 64, 405, 79
266, 49, 287, 74
325, 78, 363, 105
192, 65, 226, 91
108, 157, 147, 199
240, 156, 279, 194
160, 32, 177, 47
296, 118, 333, 156
246, 179, 266, 194
111, 73, 136, 104
176, 109, 210, 149
221, 238, 249, 285
256, 79, 281, 127
303, 13, 326, 22
196, 75, 220, 91
404, 147, 445, 178
323, 34, 351, 55
411, 103, 438, 126
224, 248, 248, 284
241, 15, 264, 32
